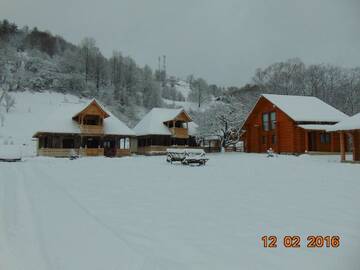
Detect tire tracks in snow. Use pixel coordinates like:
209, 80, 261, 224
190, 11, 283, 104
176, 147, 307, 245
29, 161, 194, 269
0, 164, 21, 270
11, 163, 54, 270
0, 163, 52, 270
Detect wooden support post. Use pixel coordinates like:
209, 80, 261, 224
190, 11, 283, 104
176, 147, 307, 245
353, 131, 360, 162
304, 130, 309, 153
277, 122, 280, 153
340, 132, 346, 162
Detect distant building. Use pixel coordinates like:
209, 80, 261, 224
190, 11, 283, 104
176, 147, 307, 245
134, 108, 198, 155
33, 99, 136, 157
327, 112, 360, 162
198, 135, 222, 153
241, 94, 348, 154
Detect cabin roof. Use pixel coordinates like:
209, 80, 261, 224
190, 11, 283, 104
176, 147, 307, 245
298, 124, 336, 131
134, 108, 196, 136
72, 99, 110, 119
327, 112, 360, 131
33, 99, 135, 137
262, 94, 348, 122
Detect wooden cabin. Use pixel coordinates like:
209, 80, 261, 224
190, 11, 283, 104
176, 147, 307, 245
134, 108, 198, 155
241, 94, 348, 154
327, 112, 360, 163
33, 99, 136, 157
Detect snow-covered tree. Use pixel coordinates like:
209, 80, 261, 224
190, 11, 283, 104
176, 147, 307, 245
193, 99, 247, 148
3, 92, 15, 113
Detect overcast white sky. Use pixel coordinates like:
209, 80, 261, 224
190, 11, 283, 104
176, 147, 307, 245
1, 0, 360, 86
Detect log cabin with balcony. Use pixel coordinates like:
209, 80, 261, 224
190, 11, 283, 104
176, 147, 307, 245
134, 108, 198, 155
241, 94, 348, 154
33, 99, 136, 157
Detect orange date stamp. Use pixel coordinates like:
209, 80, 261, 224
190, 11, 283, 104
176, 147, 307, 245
261, 235, 340, 248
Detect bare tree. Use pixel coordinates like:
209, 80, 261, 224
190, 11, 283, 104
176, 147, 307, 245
3, 92, 15, 113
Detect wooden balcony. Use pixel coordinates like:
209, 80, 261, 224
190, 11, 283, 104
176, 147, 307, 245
80, 124, 104, 135
170, 127, 189, 139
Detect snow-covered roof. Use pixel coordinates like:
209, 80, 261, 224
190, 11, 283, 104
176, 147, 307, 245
134, 108, 193, 136
298, 124, 336, 131
34, 99, 135, 136
262, 94, 348, 122
327, 112, 360, 132
73, 98, 110, 119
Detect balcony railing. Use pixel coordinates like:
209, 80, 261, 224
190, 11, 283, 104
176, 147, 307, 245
80, 124, 104, 134
170, 127, 189, 139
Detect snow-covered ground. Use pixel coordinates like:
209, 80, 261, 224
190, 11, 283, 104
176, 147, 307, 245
1, 153, 359, 270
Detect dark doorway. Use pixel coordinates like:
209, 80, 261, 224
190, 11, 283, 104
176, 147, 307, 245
83, 137, 100, 148
308, 132, 317, 151
103, 138, 116, 157
63, 138, 75, 148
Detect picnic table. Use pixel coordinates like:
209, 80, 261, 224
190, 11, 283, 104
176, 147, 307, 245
166, 148, 209, 166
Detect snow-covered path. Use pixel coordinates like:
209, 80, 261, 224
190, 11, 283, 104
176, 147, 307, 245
0, 153, 360, 269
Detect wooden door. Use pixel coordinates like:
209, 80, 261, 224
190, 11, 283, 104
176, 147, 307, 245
308, 132, 316, 151
103, 139, 116, 157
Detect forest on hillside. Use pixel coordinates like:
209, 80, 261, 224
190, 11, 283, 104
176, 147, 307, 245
1, 19, 360, 146
0, 19, 221, 125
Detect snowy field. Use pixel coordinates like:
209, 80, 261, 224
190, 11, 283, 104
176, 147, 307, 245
1, 153, 360, 270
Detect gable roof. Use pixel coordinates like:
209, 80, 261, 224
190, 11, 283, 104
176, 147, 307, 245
327, 112, 360, 132
133, 108, 193, 136
262, 94, 347, 122
72, 99, 110, 119
33, 99, 135, 137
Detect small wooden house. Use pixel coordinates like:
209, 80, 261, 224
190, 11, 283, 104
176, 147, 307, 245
327, 112, 360, 162
134, 108, 198, 155
198, 135, 222, 153
241, 94, 348, 154
33, 99, 136, 157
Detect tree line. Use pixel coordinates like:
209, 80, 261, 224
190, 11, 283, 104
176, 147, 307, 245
0, 19, 163, 125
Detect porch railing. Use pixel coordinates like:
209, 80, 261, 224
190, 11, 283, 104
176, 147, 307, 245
170, 127, 189, 139
80, 124, 104, 134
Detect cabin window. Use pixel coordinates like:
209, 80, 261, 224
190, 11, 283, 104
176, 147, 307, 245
63, 138, 75, 149
262, 113, 269, 131
168, 121, 184, 128
320, 133, 331, 144
83, 115, 100, 125
119, 138, 130, 149
270, 112, 276, 130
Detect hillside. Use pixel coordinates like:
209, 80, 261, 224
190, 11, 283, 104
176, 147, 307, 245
0, 91, 98, 156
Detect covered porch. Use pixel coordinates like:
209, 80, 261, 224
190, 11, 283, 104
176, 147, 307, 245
137, 135, 198, 155
36, 133, 132, 157
299, 125, 340, 153
339, 130, 360, 163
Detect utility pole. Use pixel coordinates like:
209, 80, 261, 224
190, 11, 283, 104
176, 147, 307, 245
158, 56, 161, 78
162, 55, 167, 85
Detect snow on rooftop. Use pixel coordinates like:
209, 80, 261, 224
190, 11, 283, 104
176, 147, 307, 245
35, 100, 135, 136
298, 124, 336, 131
327, 112, 360, 132
262, 94, 348, 122
134, 108, 194, 136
